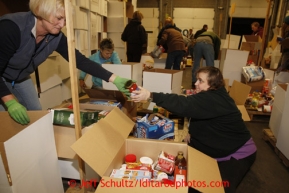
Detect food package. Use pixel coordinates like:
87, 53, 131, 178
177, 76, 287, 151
242, 65, 265, 82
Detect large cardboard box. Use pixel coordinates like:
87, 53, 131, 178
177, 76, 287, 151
102, 63, 143, 90
220, 49, 249, 86
71, 107, 224, 193
0, 111, 63, 193
241, 74, 265, 93
269, 84, 288, 137
53, 102, 117, 180
241, 35, 262, 50
276, 84, 289, 159
143, 68, 183, 94
229, 80, 251, 121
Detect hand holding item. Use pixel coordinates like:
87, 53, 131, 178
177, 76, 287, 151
130, 86, 151, 103
113, 75, 133, 97
183, 133, 191, 143
79, 79, 87, 89
5, 99, 30, 125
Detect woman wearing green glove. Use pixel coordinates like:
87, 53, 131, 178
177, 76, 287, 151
0, 0, 131, 125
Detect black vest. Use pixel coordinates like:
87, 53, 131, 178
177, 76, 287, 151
0, 11, 63, 81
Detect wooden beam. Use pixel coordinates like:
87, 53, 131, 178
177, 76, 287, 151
258, 0, 273, 66
64, 1, 86, 192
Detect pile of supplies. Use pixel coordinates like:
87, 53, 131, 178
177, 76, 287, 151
110, 150, 187, 184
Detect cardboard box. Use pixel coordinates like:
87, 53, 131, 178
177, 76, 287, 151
53, 100, 117, 160
135, 113, 175, 140
143, 68, 183, 94
229, 80, 251, 121
241, 74, 265, 93
276, 84, 289, 159
102, 63, 143, 90
53, 102, 116, 180
71, 107, 224, 193
219, 49, 249, 86
241, 35, 262, 50
83, 89, 137, 120
269, 84, 288, 137
0, 111, 63, 193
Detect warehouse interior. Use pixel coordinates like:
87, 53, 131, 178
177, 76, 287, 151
1, 0, 289, 193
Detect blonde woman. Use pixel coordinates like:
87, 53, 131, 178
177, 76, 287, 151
0, 0, 131, 125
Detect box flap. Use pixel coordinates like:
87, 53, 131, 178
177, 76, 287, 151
229, 80, 251, 105
143, 68, 180, 74
237, 105, 251, 121
187, 147, 224, 193
242, 35, 262, 43
84, 89, 127, 104
0, 111, 49, 143
0, 111, 50, 186
71, 108, 134, 177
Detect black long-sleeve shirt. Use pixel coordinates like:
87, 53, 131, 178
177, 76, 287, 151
0, 19, 112, 98
152, 87, 251, 158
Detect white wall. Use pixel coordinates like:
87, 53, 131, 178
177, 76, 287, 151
230, 0, 268, 18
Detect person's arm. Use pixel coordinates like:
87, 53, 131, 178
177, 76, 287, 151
0, 20, 21, 99
111, 52, 122, 64
55, 35, 113, 82
158, 29, 168, 46
140, 25, 147, 45
55, 35, 132, 96
157, 28, 165, 45
121, 25, 128, 42
0, 20, 30, 125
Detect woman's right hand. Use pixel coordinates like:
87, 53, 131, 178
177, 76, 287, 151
183, 133, 191, 144
79, 80, 87, 89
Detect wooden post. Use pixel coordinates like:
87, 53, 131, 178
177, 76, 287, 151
258, 0, 273, 66
64, 0, 86, 192
123, 1, 127, 62
228, 3, 236, 49
219, 13, 223, 37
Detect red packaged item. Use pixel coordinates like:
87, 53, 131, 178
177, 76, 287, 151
125, 154, 136, 163
154, 151, 175, 174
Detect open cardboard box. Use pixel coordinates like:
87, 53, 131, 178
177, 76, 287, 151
229, 80, 251, 121
82, 88, 137, 120
241, 35, 262, 50
53, 100, 116, 180
0, 111, 63, 193
71, 107, 224, 193
54, 88, 134, 160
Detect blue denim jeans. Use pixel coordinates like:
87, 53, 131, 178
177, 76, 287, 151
0, 77, 42, 111
192, 41, 215, 82
165, 50, 184, 70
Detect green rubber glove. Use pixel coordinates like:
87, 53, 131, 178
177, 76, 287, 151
113, 76, 135, 98
5, 99, 30, 125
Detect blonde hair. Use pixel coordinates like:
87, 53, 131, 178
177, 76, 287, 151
164, 17, 174, 26
133, 11, 143, 22
29, 0, 65, 21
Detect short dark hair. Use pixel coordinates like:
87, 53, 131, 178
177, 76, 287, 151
99, 38, 114, 50
203, 24, 208, 29
197, 66, 225, 90
251, 22, 260, 28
